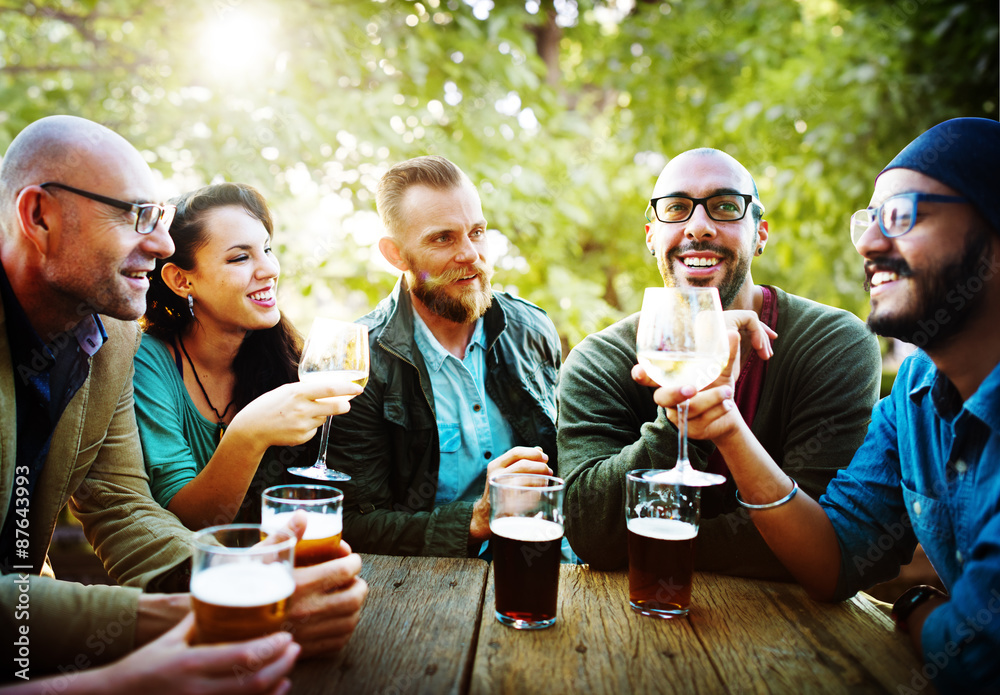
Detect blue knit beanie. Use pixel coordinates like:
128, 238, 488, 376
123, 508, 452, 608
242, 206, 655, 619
879, 117, 1000, 233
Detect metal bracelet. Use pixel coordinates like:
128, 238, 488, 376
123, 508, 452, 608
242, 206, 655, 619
735, 478, 799, 510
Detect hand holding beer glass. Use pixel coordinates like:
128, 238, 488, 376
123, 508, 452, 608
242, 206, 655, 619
626, 470, 700, 618
190, 524, 297, 644
489, 473, 564, 630
262, 484, 344, 567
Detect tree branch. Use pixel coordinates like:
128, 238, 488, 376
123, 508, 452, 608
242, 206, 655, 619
526, 0, 561, 88
0, 60, 151, 75
0, 5, 133, 45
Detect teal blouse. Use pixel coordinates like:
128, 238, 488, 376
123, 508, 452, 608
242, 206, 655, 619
133, 333, 291, 522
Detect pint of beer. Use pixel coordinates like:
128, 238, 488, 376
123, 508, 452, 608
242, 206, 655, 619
190, 524, 296, 644
262, 485, 344, 567
625, 470, 700, 618
489, 473, 565, 630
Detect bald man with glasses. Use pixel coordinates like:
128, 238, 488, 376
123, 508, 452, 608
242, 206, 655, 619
643, 117, 1000, 694
0, 116, 363, 692
558, 148, 882, 579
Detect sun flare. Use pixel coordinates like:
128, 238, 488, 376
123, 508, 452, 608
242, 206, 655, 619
198, 10, 274, 79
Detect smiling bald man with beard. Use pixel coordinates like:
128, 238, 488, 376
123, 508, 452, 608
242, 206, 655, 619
558, 148, 882, 579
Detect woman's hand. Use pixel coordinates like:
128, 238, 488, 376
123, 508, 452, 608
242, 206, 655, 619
229, 377, 364, 451
166, 377, 363, 529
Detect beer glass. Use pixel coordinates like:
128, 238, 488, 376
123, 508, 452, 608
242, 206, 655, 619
489, 473, 564, 630
626, 470, 700, 618
262, 484, 344, 567
190, 524, 296, 644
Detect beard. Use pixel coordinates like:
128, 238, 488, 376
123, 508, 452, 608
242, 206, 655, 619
865, 226, 993, 350
46, 215, 149, 323
657, 233, 756, 309
406, 260, 494, 324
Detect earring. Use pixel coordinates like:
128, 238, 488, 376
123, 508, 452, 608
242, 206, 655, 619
187, 294, 195, 316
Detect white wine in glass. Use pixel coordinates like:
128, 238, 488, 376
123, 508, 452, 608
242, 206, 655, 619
287, 318, 369, 482
636, 287, 730, 487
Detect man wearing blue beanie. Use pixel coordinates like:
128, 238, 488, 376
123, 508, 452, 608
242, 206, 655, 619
647, 117, 1000, 693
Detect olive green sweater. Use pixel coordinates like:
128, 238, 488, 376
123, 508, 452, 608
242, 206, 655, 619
558, 286, 882, 580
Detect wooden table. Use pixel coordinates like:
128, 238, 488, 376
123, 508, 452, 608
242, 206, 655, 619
291, 556, 930, 695
291, 554, 487, 694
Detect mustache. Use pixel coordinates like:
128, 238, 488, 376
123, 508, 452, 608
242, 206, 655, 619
863, 256, 912, 292
667, 241, 735, 261
417, 261, 493, 289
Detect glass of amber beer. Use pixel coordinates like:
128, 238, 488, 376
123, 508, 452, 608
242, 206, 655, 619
190, 524, 296, 644
489, 473, 564, 630
262, 484, 344, 567
626, 470, 700, 618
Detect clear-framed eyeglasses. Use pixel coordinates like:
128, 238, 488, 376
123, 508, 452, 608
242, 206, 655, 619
646, 194, 764, 224
849, 192, 967, 246
39, 182, 176, 235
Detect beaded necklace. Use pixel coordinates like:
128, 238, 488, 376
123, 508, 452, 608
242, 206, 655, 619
177, 335, 234, 442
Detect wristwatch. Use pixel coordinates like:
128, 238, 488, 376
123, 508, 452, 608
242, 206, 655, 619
891, 585, 947, 633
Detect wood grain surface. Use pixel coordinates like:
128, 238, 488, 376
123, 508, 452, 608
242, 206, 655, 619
689, 572, 926, 694
472, 563, 725, 694
470, 565, 930, 695
290, 559, 931, 695
290, 554, 488, 695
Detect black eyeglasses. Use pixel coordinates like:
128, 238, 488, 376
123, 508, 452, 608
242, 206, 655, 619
40, 182, 176, 235
850, 192, 968, 246
646, 194, 764, 224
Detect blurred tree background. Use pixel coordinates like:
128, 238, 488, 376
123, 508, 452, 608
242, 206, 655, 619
1, 0, 996, 352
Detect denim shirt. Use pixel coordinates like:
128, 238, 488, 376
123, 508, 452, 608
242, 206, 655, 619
411, 311, 515, 506
820, 351, 1000, 692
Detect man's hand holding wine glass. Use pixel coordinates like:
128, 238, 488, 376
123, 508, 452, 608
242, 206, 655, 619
632, 308, 777, 444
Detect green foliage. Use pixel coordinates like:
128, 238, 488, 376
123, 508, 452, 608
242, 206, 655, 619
1, 0, 995, 343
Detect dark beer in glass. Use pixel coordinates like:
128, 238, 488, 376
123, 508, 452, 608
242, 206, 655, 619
627, 517, 696, 615
491, 516, 562, 626
489, 474, 565, 629
625, 470, 701, 618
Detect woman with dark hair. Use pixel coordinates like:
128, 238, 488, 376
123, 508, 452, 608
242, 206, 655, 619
134, 182, 361, 529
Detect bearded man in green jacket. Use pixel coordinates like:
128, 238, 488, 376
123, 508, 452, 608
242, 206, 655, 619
559, 148, 882, 579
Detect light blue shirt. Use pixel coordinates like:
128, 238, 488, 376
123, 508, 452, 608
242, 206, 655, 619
819, 351, 1000, 691
412, 310, 516, 506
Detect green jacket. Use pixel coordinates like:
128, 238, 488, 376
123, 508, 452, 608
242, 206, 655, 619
558, 286, 881, 579
328, 278, 561, 557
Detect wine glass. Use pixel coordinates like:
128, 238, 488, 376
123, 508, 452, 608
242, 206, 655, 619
636, 287, 730, 487
286, 318, 369, 482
